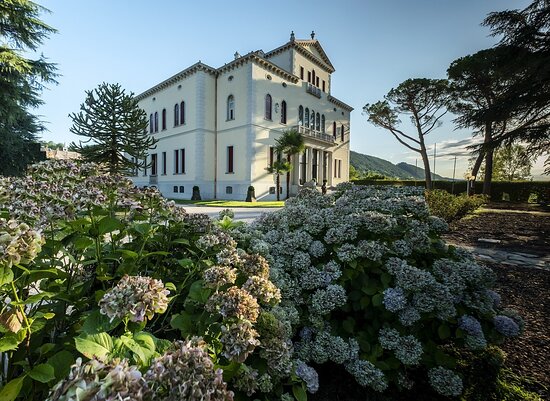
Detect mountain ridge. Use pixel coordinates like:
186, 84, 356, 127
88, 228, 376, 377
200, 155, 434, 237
350, 150, 450, 180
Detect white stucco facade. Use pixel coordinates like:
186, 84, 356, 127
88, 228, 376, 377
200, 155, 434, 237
131, 33, 353, 200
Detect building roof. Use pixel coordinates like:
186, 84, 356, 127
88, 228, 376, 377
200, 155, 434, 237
328, 95, 354, 112
135, 62, 217, 101
136, 36, 338, 100
264, 38, 335, 73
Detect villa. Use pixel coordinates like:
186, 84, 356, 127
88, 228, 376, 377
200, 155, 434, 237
131, 32, 352, 200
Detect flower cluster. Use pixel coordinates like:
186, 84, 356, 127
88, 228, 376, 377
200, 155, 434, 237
0, 218, 43, 267
295, 360, 319, 393
99, 275, 170, 323
220, 321, 261, 362
242, 184, 519, 396
206, 286, 259, 322
46, 358, 149, 401
203, 265, 237, 288
145, 339, 234, 401
428, 366, 463, 397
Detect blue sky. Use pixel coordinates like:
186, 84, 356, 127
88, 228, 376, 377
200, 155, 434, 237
36, 0, 543, 178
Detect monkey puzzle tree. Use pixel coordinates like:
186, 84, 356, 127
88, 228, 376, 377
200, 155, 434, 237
69, 83, 157, 175
363, 78, 450, 190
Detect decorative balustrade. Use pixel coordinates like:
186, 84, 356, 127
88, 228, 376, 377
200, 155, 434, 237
295, 125, 335, 144
306, 83, 322, 98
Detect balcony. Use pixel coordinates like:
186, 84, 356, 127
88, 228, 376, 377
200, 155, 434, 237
295, 125, 335, 144
306, 83, 322, 98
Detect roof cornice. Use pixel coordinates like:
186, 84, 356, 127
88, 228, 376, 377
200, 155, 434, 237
135, 62, 217, 101
264, 40, 335, 73
328, 95, 354, 112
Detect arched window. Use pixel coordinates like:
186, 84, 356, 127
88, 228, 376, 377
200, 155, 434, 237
162, 109, 166, 130
332, 121, 337, 138
321, 115, 325, 133
180, 101, 185, 125
341, 124, 345, 141
298, 105, 304, 126
227, 95, 235, 120
154, 112, 159, 132
149, 114, 153, 133
280, 100, 287, 124
305, 108, 309, 127
310, 110, 315, 129
265, 94, 272, 120
174, 104, 179, 126
316, 113, 320, 131
312, 70, 316, 86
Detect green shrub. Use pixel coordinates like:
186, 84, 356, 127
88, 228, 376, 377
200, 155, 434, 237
425, 189, 486, 222
242, 184, 522, 398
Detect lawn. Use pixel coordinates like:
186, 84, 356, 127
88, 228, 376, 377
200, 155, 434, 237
172, 199, 285, 208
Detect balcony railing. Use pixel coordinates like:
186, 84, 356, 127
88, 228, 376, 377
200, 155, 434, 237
306, 83, 322, 98
295, 125, 335, 144
149, 175, 158, 185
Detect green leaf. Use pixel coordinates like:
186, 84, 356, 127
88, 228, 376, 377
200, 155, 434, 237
97, 216, 124, 235
0, 333, 22, 352
48, 350, 74, 381
170, 313, 194, 334
133, 223, 152, 236
292, 384, 307, 401
81, 310, 121, 334
39, 343, 56, 356
188, 280, 211, 303
438, 324, 451, 340
381, 272, 392, 287
172, 238, 190, 246
117, 335, 148, 366
75, 332, 113, 361
0, 266, 14, 287
372, 294, 383, 307
28, 363, 55, 383
0, 376, 25, 401
165, 282, 177, 292
177, 258, 194, 268
73, 236, 94, 250
132, 332, 157, 365
342, 318, 356, 334
118, 249, 138, 259
11, 291, 55, 305
434, 349, 456, 368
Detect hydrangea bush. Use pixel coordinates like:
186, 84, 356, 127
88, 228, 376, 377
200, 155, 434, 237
0, 160, 297, 401
235, 184, 522, 397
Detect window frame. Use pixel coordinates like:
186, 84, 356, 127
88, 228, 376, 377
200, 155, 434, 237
264, 94, 272, 120
280, 100, 287, 124
227, 95, 235, 121
227, 146, 234, 173
174, 104, 180, 126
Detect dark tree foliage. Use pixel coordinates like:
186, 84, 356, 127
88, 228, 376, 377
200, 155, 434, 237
363, 78, 450, 190
0, 0, 58, 176
447, 47, 525, 195
69, 83, 157, 175
481, 0, 550, 174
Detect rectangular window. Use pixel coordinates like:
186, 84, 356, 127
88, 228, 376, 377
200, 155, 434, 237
322, 80, 326, 92
227, 146, 234, 173
161, 152, 166, 175
341, 125, 345, 142
339, 160, 342, 178
307, 71, 311, 83
334, 159, 337, 178
269, 146, 274, 168
316, 77, 319, 87
180, 149, 185, 174
300, 66, 304, 80
174, 150, 179, 174
151, 153, 158, 176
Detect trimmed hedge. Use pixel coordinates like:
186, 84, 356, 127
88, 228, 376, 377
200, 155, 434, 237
351, 179, 550, 203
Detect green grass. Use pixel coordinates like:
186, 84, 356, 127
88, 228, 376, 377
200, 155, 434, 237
172, 199, 285, 208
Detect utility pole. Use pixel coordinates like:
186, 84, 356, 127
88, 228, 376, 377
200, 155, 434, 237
451, 156, 457, 194
432, 143, 437, 189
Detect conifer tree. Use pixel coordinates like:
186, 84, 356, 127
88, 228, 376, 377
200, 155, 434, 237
0, 0, 58, 176
70, 83, 157, 175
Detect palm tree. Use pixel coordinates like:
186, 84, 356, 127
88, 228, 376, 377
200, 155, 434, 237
275, 129, 305, 199
267, 159, 292, 201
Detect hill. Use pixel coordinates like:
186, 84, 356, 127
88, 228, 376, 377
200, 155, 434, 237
350, 151, 449, 180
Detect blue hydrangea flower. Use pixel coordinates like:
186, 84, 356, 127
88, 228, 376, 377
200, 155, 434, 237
295, 361, 319, 393
382, 287, 407, 312
428, 367, 463, 397
494, 315, 520, 337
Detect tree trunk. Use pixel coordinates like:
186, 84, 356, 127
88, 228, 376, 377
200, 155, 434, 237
420, 146, 432, 190
482, 122, 493, 197
276, 173, 280, 201
286, 153, 291, 200
469, 152, 485, 196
